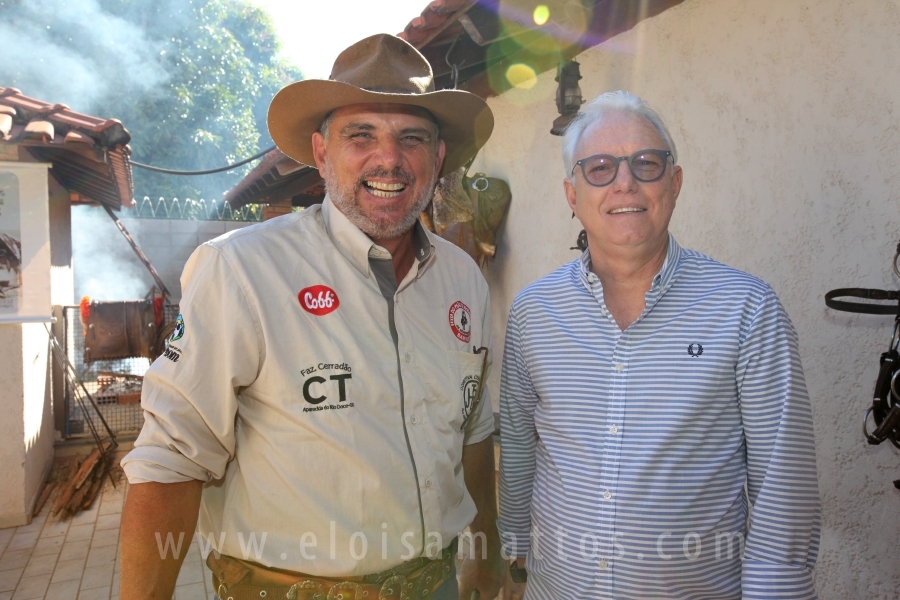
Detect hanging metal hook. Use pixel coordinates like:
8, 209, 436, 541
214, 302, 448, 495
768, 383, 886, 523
444, 32, 466, 90
892, 239, 900, 279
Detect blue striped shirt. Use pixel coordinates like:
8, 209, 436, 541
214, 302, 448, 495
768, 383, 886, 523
498, 235, 820, 599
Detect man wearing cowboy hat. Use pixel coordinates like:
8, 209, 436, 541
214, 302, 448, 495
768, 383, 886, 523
120, 34, 503, 600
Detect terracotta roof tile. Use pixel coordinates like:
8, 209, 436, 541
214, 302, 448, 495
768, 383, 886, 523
224, 148, 323, 209
0, 86, 133, 208
398, 0, 472, 46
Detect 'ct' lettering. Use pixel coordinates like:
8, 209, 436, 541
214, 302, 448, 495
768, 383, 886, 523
330, 373, 351, 402
302, 374, 353, 405
303, 376, 327, 404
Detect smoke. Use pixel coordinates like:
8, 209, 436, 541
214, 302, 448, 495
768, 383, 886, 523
71, 205, 152, 301
0, 0, 168, 114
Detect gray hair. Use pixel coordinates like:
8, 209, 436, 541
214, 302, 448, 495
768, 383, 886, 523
561, 90, 677, 177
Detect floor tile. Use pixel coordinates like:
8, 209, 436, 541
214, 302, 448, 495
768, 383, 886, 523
31, 537, 63, 558
0, 568, 23, 593
69, 509, 98, 528
45, 580, 80, 600
92, 516, 120, 533
13, 518, 46, 536
96, 498, 122, 518
65, 525, 94, 544
0, 530, 13, 555
6, 534, 38, 554
175, 560, 204, 586
10, 573, 50, 600
88, 530, 118, 549
76, 585, 110, 600
85, 546, 116, 569
58, 541, 91, 563
80, 564, 113, 591
21, 554, 57, 578
50, 558, 85, 584
39, 520, 69, 540
173, 582, 207, 600
0, 551, 31, 571
0, 591, 11, 600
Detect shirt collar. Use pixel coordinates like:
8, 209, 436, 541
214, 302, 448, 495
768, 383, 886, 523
322, 195, 434, 278
578, 232, 684, 296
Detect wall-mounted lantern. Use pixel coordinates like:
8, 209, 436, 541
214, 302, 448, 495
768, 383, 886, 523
551, 59, 584, 136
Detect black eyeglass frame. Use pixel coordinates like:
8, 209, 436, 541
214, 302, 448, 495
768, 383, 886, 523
572, 149, 674, 187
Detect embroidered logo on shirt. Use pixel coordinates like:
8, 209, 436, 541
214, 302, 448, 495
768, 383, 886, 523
300, 363, 353, 411
448, 300, 471, 343
170, 314, 185, 342
163, 345, 182, 363
687, 343, 704, 357
298, 285, 340, 316
461, 374, 480, 421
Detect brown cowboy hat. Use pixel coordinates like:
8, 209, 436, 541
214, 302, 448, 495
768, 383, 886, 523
267, 34, 493, 177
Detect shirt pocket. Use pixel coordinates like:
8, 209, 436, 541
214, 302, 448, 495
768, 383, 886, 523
445, 349, 487, 430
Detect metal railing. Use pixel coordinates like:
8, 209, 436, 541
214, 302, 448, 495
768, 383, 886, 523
125, 196, 263, 221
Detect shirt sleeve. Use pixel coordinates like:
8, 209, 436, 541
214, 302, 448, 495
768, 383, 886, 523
462, 276, 496, 445
121, 243, 262, 484
736, 287, 821, 599
496, 302, 540, 558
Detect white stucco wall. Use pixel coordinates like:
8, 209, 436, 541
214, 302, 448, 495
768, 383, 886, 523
475, 0, 900, 597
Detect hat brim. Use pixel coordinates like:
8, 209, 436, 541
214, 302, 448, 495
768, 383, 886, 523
267, 79, 494, 178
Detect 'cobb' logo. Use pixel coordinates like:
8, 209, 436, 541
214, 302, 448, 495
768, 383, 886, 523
299, 285, 340, 316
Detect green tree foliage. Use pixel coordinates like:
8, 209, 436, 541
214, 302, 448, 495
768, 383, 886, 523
0, 0, 302, 200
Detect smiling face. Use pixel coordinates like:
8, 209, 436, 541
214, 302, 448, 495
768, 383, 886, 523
311, 103, 446, 242
564, 110, 683, 256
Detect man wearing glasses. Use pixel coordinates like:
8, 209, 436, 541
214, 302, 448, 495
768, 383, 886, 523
498, 91, 821, 599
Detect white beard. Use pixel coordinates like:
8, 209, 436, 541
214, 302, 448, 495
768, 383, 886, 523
323, 160, 436, 240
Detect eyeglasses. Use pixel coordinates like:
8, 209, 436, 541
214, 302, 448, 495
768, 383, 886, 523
572, 149, 673, 187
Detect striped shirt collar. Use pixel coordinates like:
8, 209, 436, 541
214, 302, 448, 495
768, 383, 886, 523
322, 194, 434, 278
578, 232, 684, 302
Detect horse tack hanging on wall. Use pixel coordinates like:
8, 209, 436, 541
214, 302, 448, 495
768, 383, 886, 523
423, 165, 512, 267
825, 238, 900, 490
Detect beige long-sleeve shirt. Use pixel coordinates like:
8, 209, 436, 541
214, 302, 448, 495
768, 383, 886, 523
121, 197, 494, 576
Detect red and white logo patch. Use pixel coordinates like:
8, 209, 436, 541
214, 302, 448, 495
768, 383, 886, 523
448, 300, 472, 343
299, 285, 340, 316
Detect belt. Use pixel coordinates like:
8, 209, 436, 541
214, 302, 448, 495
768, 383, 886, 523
208, 539, 456, 600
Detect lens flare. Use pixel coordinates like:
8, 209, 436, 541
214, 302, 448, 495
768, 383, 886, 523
533, 4, 550, 26
506, 63, 538, 89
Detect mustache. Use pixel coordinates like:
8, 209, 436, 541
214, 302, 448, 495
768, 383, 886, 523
357, 167, 414, 186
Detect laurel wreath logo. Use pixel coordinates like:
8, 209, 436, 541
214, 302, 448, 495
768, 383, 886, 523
687, 343, 704, 357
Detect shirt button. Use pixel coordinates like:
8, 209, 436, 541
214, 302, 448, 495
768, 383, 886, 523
405, 352, 412, 362
615, 363, 625, 372
603, 490, 612, 500
424, 478, 433, 488
588, 274, 596, 283
410, 415, 418, 424
599, 559, 608, 569
609, 425, 618, 434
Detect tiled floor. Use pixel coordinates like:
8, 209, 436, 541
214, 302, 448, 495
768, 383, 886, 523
0, 479, 215, 600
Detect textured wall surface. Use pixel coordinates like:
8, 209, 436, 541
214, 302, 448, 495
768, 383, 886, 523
0, 326, 26, 526
72, 207, 251, 303
476, 0, 900, 597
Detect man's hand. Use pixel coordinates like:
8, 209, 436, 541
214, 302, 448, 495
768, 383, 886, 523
120, 480, 203, 600
501, 558, 527, 600
458, 437, 505, 599
457, 535, 506, 599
